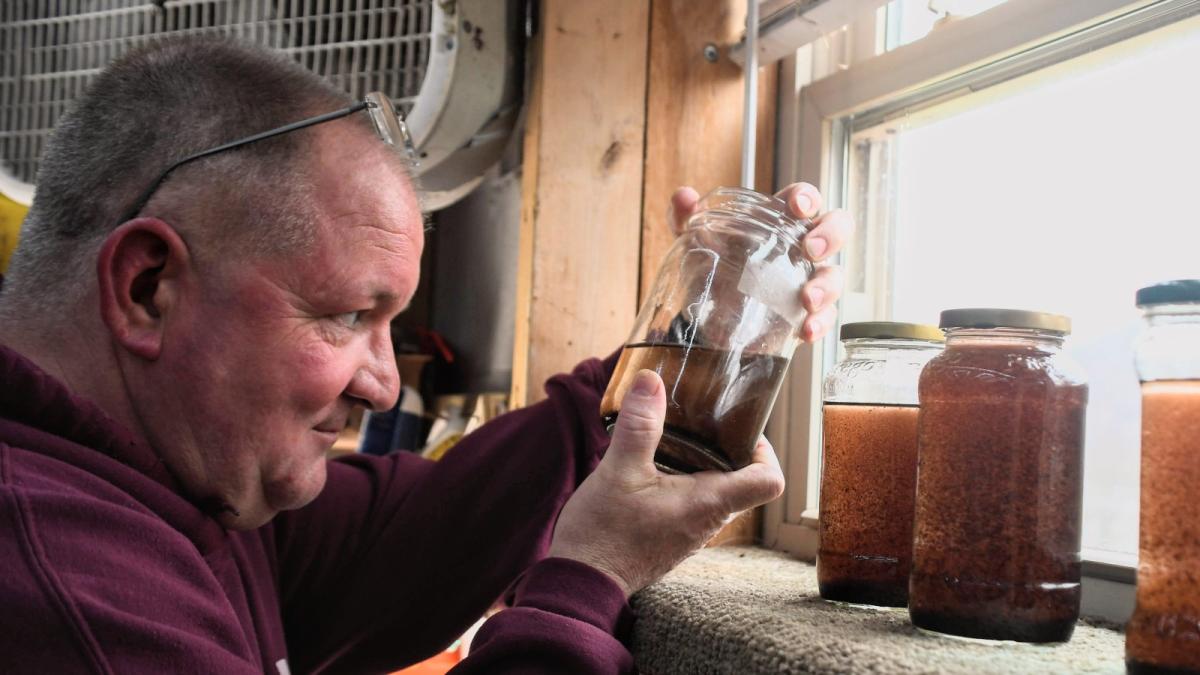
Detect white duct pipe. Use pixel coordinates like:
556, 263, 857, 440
740, 0, 759, 190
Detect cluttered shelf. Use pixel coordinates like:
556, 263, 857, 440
630, 547, 1124, 675
329, 353, 511, 460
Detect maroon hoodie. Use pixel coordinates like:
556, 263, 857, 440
0, 345, 633, 673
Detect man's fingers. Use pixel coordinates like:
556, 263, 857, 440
667, 187, 701, 236
802, 208, 853, 262
694, 438, 786, 514
802, 265, 844, 314
606, 369, 667, 471
749, 435, 782, 475
776, 182, 823, 221
801, 303, 838, 343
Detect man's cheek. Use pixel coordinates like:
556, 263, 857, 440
292, 341, 357, 402
293, 331, 342, 368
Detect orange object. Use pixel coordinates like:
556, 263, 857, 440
392, 649, 461, 675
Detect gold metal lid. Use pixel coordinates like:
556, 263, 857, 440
939, 308, 1071, 335
839, 321, 944, 342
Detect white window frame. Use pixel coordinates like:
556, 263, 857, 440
765, 0, 1198, 621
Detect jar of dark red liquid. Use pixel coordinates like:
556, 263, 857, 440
818, 321, 943, 607
909, 308, 1088, 642
599, 187, 812, 473
1127, 280, 1200, 674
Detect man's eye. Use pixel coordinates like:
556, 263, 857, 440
332, 311, 364, 328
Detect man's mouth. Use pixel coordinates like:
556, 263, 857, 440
313, 421, 346, 444
314, 413, 350, 435
314, 407, 353, 444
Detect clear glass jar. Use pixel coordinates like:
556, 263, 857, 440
909, 308, 1088, 643
599, 187, 811, 474
818, 322, 944, 607
1127, 280, 1200, 675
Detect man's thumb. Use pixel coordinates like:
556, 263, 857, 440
607, 369, 667, 469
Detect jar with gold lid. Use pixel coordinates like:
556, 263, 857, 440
819, 321, 943, 607
909, 308, 1088, 643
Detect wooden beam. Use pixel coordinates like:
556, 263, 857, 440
511, 0, 651, 406
641, 0, 780, 547
509, 21, 542, 409
640, 0, 778, 305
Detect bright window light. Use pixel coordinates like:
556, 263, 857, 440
884, 0, 1011, 50
846, 14, 1200, 566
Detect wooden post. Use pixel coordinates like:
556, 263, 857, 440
641, 0, 778, 546
511, 0, 779, 548
514, 0, 777, 401
640, 0, 778, 305
511, 0, 651, 406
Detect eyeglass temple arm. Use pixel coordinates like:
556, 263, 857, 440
118, 101, 369, 224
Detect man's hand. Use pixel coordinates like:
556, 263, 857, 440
548, 370, 785, 597
667, 182, 851, 342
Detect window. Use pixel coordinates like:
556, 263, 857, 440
767, 0, 1199, 615
882, 0, 1012, 51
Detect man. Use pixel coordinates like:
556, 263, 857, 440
0, 36, 849, 673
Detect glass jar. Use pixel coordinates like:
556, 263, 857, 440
1127, 280, 1200, 675
818, 321, 944, 607
599, 187, 811, 474
909, 308, 1088, 643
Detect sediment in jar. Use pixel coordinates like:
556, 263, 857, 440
599, 342, 789, 473
818, 402, 920, 607
910, 342, 1087, 643
1127, 380, 1200, 674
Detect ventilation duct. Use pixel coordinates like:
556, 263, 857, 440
0, 0, 522, 211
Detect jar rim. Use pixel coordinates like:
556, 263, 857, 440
840, 321, 944, 342
939, 308, 1071, 335
687, 186, 810, 247
942, 327, 1067, 347
1136, 279, 1200, 307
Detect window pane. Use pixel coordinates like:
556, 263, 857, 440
884, 0, 1010, 51
844, 15, 1200, 565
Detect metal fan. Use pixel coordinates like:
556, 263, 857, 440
0, 0, 522, 212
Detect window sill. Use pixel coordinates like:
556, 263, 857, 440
630, 546, 1124, 674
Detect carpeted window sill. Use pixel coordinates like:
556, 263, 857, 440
629, 546, 1124, 674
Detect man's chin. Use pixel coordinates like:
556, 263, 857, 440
216, 506, 278, 531
220, 461, 329, 530
265, 460, 329, 512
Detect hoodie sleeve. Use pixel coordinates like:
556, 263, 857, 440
449, 557, 634, 674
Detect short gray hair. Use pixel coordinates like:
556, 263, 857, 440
1, 35, 381, 317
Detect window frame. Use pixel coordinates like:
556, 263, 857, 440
766, 0, 1197, 621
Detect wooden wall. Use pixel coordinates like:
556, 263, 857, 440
640, 1, 778, 304
512, 0, 778, 409
511, 0, 650, 406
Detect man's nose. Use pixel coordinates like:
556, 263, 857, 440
348, 329, 401, 412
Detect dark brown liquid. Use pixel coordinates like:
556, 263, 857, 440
818, 402, 919, 607
910, 342, 1087, 643
599, 343, 790, 473
1127, 380, 1200, 674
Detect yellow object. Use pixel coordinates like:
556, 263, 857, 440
0, 192, 28, 275
423, 432, 465, 462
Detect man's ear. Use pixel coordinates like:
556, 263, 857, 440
96, 218, 192, 360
